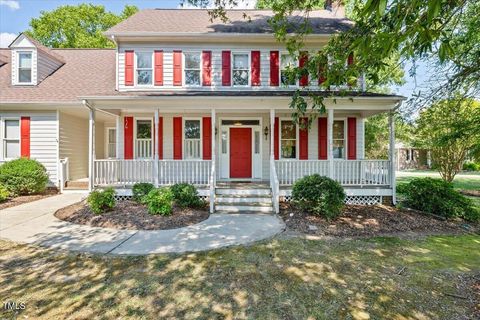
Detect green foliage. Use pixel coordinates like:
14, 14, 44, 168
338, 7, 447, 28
397, 178, 478, 221
462, 162, 480, 172
0, 158, 49, 196
170, 183, 203, 208
0, 184, 10, 202
87, 188, 116, 214
292, 174, 345, 219
26, 4, 138, 48
143, 188, 174, 215
132, 183, 155, 203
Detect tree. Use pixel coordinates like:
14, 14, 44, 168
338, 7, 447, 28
415, 98, 480, 182
26, 4, 138, 48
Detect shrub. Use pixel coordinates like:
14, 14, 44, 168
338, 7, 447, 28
399, 177, 478, 221
170, 183, 203, 208
87, 187, 116, 214
132, 183, 155, 203
0, 158, 49, 196
0, 184, 10, 202
462, 162, 480, 171
143, 187, 174, 215
292, 174, 346, 220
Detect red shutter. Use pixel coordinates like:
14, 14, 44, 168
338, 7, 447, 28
318, 117, 327, 160
251, 50, 261, 86
124, 116, 134, 159
154, 50, 163, 86
270, 51, 279, 86
222, 50, 231, 86
318, 62, 326, 85
125, 50, 134, 86
158, 117, 163, 159
347, 52, 354, 66
202, 117, 212, 160
202, 51, 212, 86
20, 117, 30, 158
299, 51, 308, 86
299, 118, 308, 160
347, 117, 357, 160
173, 117, 182, 160
274, 117, 279, 160
173, 50, 182, 86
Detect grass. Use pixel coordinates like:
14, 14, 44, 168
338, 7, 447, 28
396, 170, 480, 191
1, 235, 479, 319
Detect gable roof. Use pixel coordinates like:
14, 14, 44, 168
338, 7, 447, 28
105, 9, 353, 36
9, 33, 66, 64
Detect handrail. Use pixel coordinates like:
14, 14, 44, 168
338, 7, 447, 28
270, 156, 280, 214
209, 158, 216, 213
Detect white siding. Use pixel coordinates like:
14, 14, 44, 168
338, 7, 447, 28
308, 117, 320, 160
357, 117, 365, 159
59, 112, 88, 181
37, 51, 63, 83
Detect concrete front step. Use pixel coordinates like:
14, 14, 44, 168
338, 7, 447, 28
216, 196, 272, 204
215, 204, 273, 213
65, 181, 89, 189
215, 188, 271, 196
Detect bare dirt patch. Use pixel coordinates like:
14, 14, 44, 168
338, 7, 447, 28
460, 189, 480, 197
279, 203, 478, 237
55, 200, 209, 230
0, 191, 57, 211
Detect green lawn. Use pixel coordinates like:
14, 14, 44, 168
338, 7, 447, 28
1, 235, 479, 319
396, 170, 480, 191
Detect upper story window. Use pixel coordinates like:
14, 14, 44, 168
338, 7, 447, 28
333, 120, 345, 159
280, 54, 296, 86
232, 53, 249, 86
184, 52, 201, 86
136, 52, 153, 85
280, 120, 296, 159
2, 119, 20, 159
18, 52, 33, 84
184, 119, 201, 159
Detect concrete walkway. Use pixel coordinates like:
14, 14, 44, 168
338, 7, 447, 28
0, 194, 285, 255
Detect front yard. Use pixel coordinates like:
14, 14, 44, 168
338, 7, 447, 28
1, 235, 479, 319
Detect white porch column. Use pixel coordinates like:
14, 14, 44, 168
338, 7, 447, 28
327, 108, 334, 179
115, 115, 121, 159
88, 107, 96, 192
270, 109, 275, 158
209, 108, 216, 213
388, 112, 396, 204
154, 109, 159, 187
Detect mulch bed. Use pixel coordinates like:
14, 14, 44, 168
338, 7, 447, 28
55, 200, 210, 230
279, 203, 479, 238
0, 190, 57, 211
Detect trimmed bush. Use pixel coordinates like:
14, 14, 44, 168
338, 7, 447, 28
87, 187, 116, 214
0, 184, 10, 203
398, 177, 478, 221
143, 187, 174, 215
463, 162, 480, 171
132, 183, 155, 203
0, 158, 49, 196
292, 174, 346, 220
170, 183, 203, 208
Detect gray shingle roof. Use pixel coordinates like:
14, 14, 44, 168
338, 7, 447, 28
105, 9, 353, 35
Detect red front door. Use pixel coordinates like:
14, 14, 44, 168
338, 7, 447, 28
230, 128, 252, 178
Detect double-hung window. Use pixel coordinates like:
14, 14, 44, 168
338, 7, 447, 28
280, 120, 296, 159
136, 52, 153, 85
280, 54, 296, 86
18, 52, 32, 84
107, 128, 116, 158
3, 119, 20, 159
184, 119, 201, 159
333, 120, 345, 159
184, 52, 201, 86
135, 120, 152, 158
232, 53, 249, 86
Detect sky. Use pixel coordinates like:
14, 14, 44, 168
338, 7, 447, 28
0, 0, 425, 99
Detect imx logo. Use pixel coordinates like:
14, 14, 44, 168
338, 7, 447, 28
3, 301, 26, 310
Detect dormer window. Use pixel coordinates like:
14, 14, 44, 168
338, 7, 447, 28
18, 52, 33, 84
232, 53, 249, 86
184, 52, 201, 86
136, 52, 153, 85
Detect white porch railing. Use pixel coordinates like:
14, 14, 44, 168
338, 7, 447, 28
275, 160, 391, 186
136, 139, 152, 159
93, 159, 211, 186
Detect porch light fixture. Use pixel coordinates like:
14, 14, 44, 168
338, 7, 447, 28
264, 126, 269, 140
233, 121, 243, 126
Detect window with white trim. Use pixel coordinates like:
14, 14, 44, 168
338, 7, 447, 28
107, 128, 116, 158
280, 54, 296, 86
184, 52, 201, 86
3, 119, 20, 159
232, 53, 249, 86
136, 52, 153, 85
18, 52, 32, 84
280, 120, 296, 159
184, 119, 201, 159
135, 119, 152, 158
333, 120, 345, 159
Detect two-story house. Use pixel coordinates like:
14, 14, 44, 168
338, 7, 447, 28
0, 8, 404, 213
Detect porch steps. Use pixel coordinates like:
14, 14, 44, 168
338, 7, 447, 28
214, 186, 273, 213
64, 181, 89, 190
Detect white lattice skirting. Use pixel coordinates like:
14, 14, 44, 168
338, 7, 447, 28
281, 195, 382, 205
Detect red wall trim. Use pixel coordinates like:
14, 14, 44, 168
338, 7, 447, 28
347, 52, 355, 66
318, 117, 328, 160
124, 116, 134, 159
202, 117, 212, 160
299, 118, 308, 160
125, 50, 134, 86
202, 51, 212, 86
347, 117, 357, 160
270, 51, 279, 86
173, 117, 182, 160
299, 51, 309, 86
222, 51, 231, 86
154, 50, 163, 86
274, 117, 279, 160
173, 50, 182, 86
158, 117, 163, 160
251, 50, 261, 86
20, 117, 30, 158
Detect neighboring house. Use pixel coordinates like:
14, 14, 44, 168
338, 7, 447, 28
0, 6, 404, 213
395, 143, 430, 171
